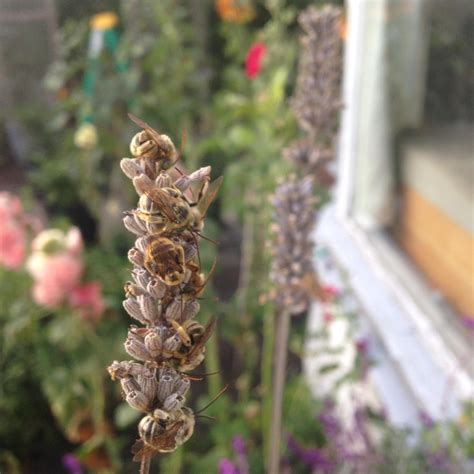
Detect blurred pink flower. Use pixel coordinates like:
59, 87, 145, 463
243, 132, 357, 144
0, 192, 28, 270
66, 227, 83, 255
69, 282, 105, 321
0, 192, 23, 221
0, 220, 26, 270
323, 285, 340, 300
30, 253, 83, 308
245, 42, 266, 79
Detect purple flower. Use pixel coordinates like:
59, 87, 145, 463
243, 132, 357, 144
232, 435, 246, 457
232, 436, 249, 474
219, 458, 239, 474
318, 400, 341, 439
287, 435, 332, 471
418, 410, 435, 430
426, 449, 451, 471
62, 454, 82, 474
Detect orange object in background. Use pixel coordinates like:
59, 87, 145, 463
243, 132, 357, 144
215, 0, 255, 23
398, 186, 474, 318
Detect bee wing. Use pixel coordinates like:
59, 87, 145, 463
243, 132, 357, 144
131, 440, 156, 462
128, 113, 162, 144
144, 188, 179, 223
197, 176, 223, 219
153, 421, 183, 452
186, 316, 217, 359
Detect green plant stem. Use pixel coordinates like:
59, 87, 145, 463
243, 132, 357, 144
236, 195, 257, 404
268, 309, 291, 474
261, 303, 275, 472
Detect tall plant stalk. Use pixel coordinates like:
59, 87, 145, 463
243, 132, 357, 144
266, 6, 343, 472
268, 309, 290, 474
107, 114, 222, 473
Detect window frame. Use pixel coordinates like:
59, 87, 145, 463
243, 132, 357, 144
309, 0, 474, 426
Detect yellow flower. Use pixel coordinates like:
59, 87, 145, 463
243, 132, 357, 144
74, 123, 98, 150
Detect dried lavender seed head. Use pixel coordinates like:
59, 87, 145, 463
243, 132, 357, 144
123, 214, 146, 236
291, 5, 342, 142
163, 393, 185, 411
132, 268, 150, 290
283, 140, 332, 172
146, 278, 167, 299
126, 390, 151, 412
121, 376, 141, 396
270, 175, 318, 315
110, 115, 220, 459
138, 295, 159, 323
163, 334, 182, 354
144, 327, 164, 357
124, 332, 151, 361
173, 376, 190, 397
137, 369, 159, 403
155, 171, 173, 188
128, 248, 145, 267
123, 298, 147, 324
108, 360, 144, 380
157, 372, 176, 402
120, 158, 144, 179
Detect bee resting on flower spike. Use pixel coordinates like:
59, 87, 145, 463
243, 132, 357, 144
108, 114, 222, 470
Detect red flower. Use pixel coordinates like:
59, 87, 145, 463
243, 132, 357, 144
245, 42, 266, 79
69, 282, 105, 321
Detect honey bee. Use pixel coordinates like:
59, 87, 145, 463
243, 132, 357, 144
129, 114, 178, 173
167, 319, 205, 348
137, 176, 223, 236
180, 259, 217, 301
174, 317, 217, 372
138, 187, 195, 233
132, 406, 195, 460
124, 281, 145, 298
144, 236, 185, 286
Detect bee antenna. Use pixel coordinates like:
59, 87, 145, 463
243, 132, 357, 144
194, 231, 219, 245
196, 414, 217, 422
195, 384, 229, 415
187, 375, 204, 381
190, 370, 220, 378
178, 128, 187, 157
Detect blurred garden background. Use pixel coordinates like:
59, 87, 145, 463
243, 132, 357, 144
0, 0, 473, 473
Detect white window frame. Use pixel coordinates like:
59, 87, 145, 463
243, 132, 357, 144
309, 0, 474, 427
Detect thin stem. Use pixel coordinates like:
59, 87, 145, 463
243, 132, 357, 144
140, 455, 151, 474
268, 309, 291, 474
205, 330, 223, 413
261, 303, 275, 472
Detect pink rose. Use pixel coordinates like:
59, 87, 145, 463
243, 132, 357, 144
69, 282, 105, 321
0, 220, 26, 270
245, 42, 266, 79
31, 253, 83, 308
